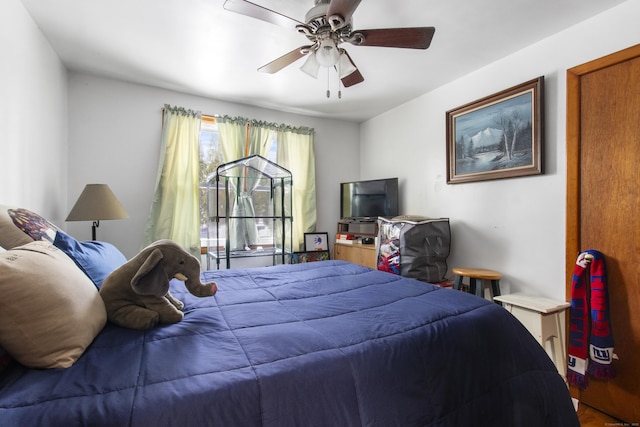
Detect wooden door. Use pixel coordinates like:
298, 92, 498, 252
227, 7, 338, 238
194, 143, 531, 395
566, 44, 640, 423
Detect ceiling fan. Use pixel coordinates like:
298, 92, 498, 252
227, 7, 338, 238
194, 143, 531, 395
223, 0, 435, 94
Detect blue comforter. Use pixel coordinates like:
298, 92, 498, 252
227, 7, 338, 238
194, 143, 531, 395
0, 260, 578, 426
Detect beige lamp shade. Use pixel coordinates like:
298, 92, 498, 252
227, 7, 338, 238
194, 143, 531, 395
66, 184, 128, 240
67, 184, 128, 221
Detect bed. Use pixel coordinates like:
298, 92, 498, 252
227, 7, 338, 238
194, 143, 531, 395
0, 255, 579, 426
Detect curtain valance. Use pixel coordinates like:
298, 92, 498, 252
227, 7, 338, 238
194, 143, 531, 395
163, 104, 201, 118
215, 115, 314, 136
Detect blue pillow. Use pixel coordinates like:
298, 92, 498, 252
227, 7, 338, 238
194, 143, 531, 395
53, 231, 127, 289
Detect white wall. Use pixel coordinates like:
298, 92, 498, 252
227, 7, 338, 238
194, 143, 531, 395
67, 74, 360, 258
0, 0, 68, 224
6, 0, 638, 296
360, 0, 640, 300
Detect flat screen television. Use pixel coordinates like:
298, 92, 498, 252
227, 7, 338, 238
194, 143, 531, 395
340, 177, 399, 221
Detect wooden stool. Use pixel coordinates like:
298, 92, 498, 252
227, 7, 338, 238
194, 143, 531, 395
452, 267, 502, 303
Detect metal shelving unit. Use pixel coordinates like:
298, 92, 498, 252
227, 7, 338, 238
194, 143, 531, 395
205, 155, 293, 269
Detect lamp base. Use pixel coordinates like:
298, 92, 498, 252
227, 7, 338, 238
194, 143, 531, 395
92, 220, 100, 241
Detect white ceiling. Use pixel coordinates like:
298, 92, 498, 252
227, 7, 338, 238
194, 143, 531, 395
20, 0, 626, 122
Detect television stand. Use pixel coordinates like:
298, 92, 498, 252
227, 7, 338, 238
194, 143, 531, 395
337, 219, 377, 238
335, 220, 379, 269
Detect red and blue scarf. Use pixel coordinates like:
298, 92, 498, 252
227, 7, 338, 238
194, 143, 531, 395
567, 250, 616, 389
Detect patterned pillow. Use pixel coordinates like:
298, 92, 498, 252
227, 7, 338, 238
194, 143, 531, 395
0, 205, 59, 249
8, 207, 59, 241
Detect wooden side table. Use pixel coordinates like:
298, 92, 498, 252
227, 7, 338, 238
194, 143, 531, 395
493, 293, 570, 378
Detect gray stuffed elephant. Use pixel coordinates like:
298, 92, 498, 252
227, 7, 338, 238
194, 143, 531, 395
99, 239, 217, 330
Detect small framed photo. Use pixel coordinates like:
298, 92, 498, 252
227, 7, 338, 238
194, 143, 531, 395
446, 76, 544, 184
304, 232, 329, 251
291, 250, 330, 264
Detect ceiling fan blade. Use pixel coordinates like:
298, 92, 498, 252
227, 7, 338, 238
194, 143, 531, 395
258, 46, 312, 74
339, 52, 364, 87
327, 0, 362, 30
223, 0, 303, 30
342, 69, 364, 87
351, 27, 435, 49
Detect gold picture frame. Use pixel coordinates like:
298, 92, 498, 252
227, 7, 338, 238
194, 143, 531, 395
446, 76, 544, 184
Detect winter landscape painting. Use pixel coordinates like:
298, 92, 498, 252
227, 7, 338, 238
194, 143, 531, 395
446, 77, 544, 184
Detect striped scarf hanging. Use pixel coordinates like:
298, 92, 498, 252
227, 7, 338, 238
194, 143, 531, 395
567, 250, 616, 389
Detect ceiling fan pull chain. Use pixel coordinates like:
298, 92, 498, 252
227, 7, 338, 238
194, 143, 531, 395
326, 68, 331, 98
338, 60, 342, 99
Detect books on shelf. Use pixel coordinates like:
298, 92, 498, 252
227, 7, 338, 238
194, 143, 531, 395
336, 233, 356, 241
336, 238, 356, 244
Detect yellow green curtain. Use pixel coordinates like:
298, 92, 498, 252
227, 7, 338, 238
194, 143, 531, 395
216, 116, 247, 162
248, 121, 276, 157
276, 126, 316, 251
142, 105, 202, 257
241, 122, 276, 248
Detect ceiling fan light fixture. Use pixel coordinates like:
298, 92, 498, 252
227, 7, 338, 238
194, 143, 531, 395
300, 52, 320, 78
315, 38, 340, 67
338, 52, 357, 78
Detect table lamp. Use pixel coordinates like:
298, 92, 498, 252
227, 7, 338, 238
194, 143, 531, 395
66, 184, 129, 240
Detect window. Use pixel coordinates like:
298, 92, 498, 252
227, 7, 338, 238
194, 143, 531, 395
198, 116, 278, 248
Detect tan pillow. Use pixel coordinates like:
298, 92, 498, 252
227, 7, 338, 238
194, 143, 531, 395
0, 241, 107, 368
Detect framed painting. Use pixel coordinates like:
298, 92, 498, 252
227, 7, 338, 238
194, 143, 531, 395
291, 250, 330, 264
304, 232, 329, 251
446, 76, 544, 184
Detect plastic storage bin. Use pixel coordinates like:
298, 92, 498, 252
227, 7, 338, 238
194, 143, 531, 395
376, 217, 450, 283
